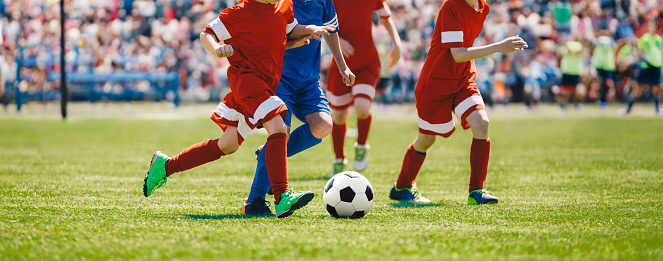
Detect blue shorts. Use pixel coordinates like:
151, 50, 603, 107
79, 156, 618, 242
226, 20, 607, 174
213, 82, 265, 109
276, 78, 330, 126
637, 65, 662, 85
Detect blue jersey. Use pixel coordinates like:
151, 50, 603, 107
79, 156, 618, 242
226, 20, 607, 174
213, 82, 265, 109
282, 0, 339, 87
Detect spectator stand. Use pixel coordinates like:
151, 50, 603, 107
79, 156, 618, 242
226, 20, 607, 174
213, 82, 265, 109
8, 46, 180, 111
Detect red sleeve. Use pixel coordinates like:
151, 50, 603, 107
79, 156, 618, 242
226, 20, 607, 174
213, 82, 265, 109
203, 24, 220, 42
439, 5, 464, 49
285, 1, 294, 24
375, 0, 385, 11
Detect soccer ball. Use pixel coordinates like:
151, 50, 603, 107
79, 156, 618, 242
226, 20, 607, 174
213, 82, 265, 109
323, 171, 374, 218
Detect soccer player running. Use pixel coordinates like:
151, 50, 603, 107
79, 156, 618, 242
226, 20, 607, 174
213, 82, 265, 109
388, 0, 527, 204
327, 0, 402, 176
240, 0, 356, 216
621, 19, 661, 115
142, 0, 336, 218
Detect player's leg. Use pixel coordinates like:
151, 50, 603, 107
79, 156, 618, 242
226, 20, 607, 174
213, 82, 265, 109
262, 115, 315, 218
389, 132, 435, 202
244, 84, 331, 215
652, 67, 661, 114
327, 67, 353, 176
351, 69, 379, 172
353, 95, 372, 172
654, 85, 661, 114
330, 107, 349, 175
390, 78, 455, 202
466, 109, 497, 205
143, 127, 239, 197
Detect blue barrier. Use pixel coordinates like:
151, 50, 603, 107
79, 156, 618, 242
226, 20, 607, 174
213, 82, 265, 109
9, 71, 180, 111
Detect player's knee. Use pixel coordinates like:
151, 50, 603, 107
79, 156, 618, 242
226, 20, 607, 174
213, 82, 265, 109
414, 135, 436, 151
472, 118, 490, 135
263, 117, 288, 134
311, 121, 332, 139
218, 142, 239, 155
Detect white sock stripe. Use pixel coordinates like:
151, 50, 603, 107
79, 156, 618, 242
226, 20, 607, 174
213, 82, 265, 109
441, 31, 463, 43
286, 18, 299, 34
417, 117, 455, 134
454, 95, 485, 117
208, 18, 232, 41
326, 92, 353, 106
351, 84, 375, 99
249, 96, 286, 125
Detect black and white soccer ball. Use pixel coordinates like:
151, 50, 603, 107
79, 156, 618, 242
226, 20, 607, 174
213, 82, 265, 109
323, 171, 374, 218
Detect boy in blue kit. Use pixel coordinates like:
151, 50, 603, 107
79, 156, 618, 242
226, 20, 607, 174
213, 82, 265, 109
240, 0, 356, 215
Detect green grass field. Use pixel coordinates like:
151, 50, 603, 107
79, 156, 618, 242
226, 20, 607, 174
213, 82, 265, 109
1, 103, 662, 260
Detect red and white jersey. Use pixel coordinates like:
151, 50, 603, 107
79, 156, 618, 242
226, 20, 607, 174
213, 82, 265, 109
333, 0, 387, 69
419, 0, 489, 85
203, 0, 297, 93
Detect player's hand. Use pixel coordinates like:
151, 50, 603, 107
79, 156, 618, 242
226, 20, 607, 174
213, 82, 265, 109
306, 25, 335, 41
215, 44, 234, 57
341, 68, 356, 86
286, 35, 313, 49
388, 44, 401, 67
498, 36, 528, 53
339, 37, 354, 58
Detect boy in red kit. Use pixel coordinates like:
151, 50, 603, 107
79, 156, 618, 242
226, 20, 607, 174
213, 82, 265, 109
143, 0, 335, 218
388, 0, 527, 204
327, 0, 402, 176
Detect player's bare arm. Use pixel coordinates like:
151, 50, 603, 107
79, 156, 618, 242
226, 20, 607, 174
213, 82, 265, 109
338, 36, 354, 58
323, 33, 356, 86
449, 36, 527, 63
200, 32, 234, 57
377, 2, 402, 67
289, 24, 336, 42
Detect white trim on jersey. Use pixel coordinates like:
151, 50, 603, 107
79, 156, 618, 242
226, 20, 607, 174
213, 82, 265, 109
208, 18, 232, 41
213, 102, 253, 138
441, 31, 463, 44
454, 95, 485, 117
418, 117, 455, 134
249, 96, 286, 125
326, 92, 353, 106
376, 2, 392, 17
286, 18, 299, 34
351, 84, 376, 99
323, 14, 338, 26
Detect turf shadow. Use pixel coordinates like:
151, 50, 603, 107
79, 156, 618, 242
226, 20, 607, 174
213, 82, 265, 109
389, 201, 445, 208
182, 214, 273, 220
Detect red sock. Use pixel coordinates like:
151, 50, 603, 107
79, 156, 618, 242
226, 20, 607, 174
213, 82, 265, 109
166, 139, 225, 176
396, 143, 427, 189
332, 123, 346, 159
357, 114, 372, 145
265, 133, 288, 203
469, 138, 491, 193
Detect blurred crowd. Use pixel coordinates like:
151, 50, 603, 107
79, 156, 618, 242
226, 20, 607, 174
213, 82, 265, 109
1, 0, 663, 108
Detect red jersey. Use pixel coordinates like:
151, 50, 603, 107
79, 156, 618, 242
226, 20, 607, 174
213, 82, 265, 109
333, 0, 385, 69
203, 0, 296, 94
419, 0, 489, 82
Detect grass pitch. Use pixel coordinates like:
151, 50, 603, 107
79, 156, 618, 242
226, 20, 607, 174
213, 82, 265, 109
1, 103, 662, 260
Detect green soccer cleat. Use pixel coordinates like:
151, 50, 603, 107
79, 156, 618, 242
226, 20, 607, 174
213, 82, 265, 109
389, 183, 431, 202
330, 158, 347, 177
468, 189, 498, 205
274, 189, 315, 218
354, 144, 369, 172
143, 151, 170, 197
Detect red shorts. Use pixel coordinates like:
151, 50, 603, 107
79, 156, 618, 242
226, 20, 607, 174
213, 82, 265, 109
211, 73, 287, 144
326, 63, 380, 110
415, 75, 485, 137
